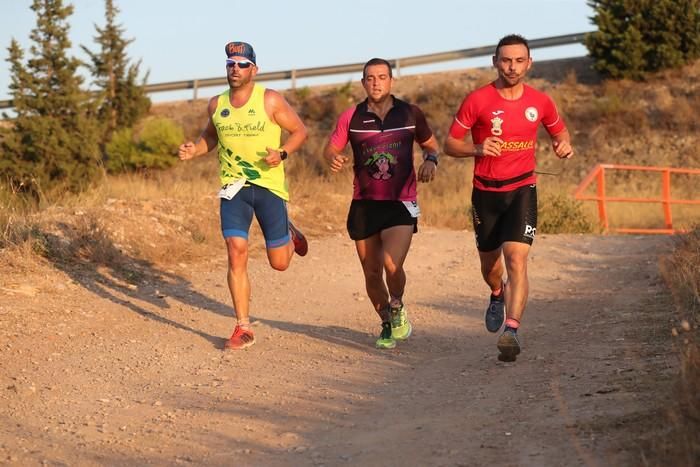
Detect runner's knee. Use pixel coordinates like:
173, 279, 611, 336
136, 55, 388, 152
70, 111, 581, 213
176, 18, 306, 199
226, 239, 248, 269
269, 257, 290, 272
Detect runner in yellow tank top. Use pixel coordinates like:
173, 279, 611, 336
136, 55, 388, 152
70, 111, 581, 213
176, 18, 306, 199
213, 84, 288, 200
178, 41, 308, 351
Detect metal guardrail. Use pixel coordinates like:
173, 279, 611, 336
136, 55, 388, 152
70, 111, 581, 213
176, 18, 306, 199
0, 32, 589, 109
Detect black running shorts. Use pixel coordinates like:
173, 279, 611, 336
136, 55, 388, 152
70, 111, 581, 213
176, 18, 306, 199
471, 184, 538, 252
347, 200, 418, 240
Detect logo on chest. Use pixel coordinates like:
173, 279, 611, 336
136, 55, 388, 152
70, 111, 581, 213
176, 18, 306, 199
525, 107, 538, 122
365, 152, 396, 180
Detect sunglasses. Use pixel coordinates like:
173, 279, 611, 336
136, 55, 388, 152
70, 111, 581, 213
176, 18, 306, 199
226, 59, 254, 69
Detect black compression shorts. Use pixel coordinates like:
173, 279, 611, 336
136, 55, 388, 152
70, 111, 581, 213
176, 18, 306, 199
471, 185, 538, 252
346, 200, 418, 240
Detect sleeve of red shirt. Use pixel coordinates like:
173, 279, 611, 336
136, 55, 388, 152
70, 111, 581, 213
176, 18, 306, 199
541, 94, 567, 136
411, 104, 433, 144
328, 106, 355, 150
448, 94, 475, 140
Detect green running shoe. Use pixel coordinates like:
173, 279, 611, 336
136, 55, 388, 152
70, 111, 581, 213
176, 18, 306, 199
390, 303, 412, 340
375, 321, 396, 349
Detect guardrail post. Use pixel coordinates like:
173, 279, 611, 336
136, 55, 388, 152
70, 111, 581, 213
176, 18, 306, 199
291, 69, 297, 90
193, 80, 199, 101
596, 167, 609, 231
395, 59, 401, 78
662, 169, 673, 230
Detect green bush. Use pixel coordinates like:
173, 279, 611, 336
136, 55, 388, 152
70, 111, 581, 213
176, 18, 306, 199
538, 191, 598, 234
104, 117, 183, 173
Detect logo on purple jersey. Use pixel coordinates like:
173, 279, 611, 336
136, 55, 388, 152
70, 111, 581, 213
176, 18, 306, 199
364, 152, 395, 180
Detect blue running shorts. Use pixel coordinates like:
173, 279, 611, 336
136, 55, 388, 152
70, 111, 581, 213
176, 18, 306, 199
220, 183, 290, 249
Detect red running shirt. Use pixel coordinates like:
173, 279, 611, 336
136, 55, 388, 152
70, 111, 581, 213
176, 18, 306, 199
448, 82, 567, 192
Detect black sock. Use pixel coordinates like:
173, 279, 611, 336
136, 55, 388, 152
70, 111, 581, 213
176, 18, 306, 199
504, 325, 518, 334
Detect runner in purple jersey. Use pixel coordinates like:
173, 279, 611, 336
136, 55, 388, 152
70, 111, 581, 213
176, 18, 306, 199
323, 58, 440, 349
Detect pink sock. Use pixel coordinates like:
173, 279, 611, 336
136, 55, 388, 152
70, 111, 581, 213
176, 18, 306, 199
505, 318, 520, 329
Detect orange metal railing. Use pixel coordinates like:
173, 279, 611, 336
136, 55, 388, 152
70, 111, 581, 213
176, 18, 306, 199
574, 164, 700, 234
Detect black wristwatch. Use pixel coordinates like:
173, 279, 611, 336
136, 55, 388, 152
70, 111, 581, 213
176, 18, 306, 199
279, 149, 288, 161
424, 153, 438, 166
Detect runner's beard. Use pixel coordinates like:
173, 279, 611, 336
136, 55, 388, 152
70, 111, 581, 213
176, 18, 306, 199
501, 73, 523, 87
227, 73, 251, 88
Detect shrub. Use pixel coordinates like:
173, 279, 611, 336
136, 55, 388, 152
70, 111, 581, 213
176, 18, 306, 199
104, 117, 183, 173
538, 191, 597, 234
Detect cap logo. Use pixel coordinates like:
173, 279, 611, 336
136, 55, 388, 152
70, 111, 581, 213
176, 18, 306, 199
227, 43, 246, 55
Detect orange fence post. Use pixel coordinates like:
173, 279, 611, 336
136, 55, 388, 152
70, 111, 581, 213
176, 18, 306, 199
662, 169, 673, 230
596, 166, 608, 231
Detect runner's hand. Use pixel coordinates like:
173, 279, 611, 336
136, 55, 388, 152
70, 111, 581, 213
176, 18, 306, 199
329, 154, 349, 173
476, 137, 504, 157
418, 160, 436, 182
553, 140, 574, 159
178, 142, 197, 161
264, 147, 284, 167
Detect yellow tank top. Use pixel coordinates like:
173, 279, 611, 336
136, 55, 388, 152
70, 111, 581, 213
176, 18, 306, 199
212, 84, 288, 200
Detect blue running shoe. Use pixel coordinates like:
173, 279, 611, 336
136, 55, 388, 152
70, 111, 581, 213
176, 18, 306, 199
485, 292, 505, 333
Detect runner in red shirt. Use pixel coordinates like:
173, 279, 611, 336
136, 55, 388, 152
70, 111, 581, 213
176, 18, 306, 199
324, 58, 440, 350
444, 34, 574, 361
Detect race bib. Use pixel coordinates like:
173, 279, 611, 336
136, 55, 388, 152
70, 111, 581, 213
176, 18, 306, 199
217, 178, 246, 200
402, 200, 421, 218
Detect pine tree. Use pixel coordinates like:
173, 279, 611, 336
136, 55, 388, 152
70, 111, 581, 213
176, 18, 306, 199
1, 0, 102, 193
586, 0, 700, 80
81, 0, 150, 137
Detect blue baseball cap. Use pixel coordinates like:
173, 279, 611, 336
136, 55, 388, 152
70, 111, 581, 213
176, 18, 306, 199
224, 41, 256, 64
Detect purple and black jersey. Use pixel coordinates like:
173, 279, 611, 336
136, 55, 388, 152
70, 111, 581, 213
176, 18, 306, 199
329, 96, 433, 201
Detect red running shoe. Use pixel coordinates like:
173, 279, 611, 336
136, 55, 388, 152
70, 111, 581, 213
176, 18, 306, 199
224, 325, 256, 350
289, 221, 308, 256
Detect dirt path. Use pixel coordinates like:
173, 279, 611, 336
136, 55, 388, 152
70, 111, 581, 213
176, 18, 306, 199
0, 231, 675, 466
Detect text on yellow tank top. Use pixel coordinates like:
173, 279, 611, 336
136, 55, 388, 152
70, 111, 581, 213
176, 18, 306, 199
213, 84, 288, 200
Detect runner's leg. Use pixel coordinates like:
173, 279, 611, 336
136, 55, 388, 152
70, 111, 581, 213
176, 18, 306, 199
379, 225, 414, 302
225, 236, 251, 325
479, 248, 505, 293
253, 186, 295, 271
355, 234, 391, 321
501, 241, 530, 322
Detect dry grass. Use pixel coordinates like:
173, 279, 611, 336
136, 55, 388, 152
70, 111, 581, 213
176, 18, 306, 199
7, 57, 700, 272
650, 227, 700, 466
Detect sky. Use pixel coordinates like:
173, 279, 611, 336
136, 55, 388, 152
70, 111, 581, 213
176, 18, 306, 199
0, 0, 596, 103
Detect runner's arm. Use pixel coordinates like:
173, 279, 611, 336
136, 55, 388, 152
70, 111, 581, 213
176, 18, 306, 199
323, 141, 349, 173
266, 90, 307, 159
323, 107, 353, 172
417, 135, 439, 182
178, 97, 219, 160
444, 133, 503, 158
550, 129, 574, 159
